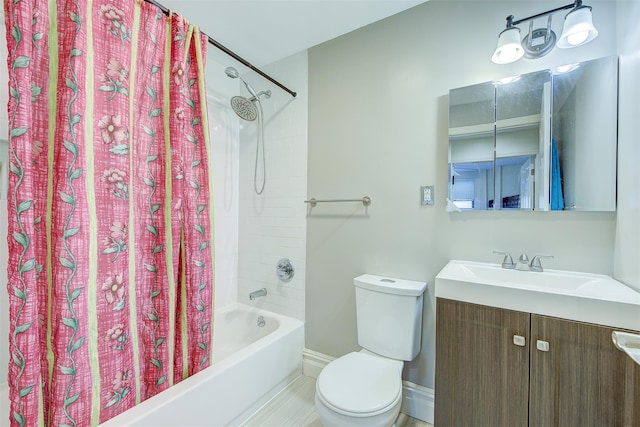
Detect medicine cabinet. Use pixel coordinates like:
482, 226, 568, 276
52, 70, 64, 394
448, 56, 618, 211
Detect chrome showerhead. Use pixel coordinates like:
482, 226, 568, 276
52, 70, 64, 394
225, 66, 269, 195
224, 66, 239, 79
229, 89, 272, 121
225, 66, 257, 98
230, 96, 258, 121
225, 66, 272, 121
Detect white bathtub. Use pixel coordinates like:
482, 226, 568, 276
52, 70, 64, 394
1, 304, 304, 427
103, 303, 304, 426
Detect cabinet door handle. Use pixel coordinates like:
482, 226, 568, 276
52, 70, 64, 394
536, 340, 550, 352
513, 335, 526, 347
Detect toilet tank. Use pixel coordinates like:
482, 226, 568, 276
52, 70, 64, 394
354, 274, 427, 361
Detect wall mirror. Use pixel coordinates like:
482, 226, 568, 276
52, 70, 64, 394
448, 56, 618, 211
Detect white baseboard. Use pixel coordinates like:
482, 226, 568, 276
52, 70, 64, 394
302, 348, 335, 379
400, 380, 434, 424
302, 348, 434, 424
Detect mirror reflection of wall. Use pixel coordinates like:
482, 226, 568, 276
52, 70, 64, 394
448, 56, 617, 212
449, 82, 495, 210
552, 56, 618, 211
496, 70, 550, 210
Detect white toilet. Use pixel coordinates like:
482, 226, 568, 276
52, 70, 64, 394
315, 274, 427, 427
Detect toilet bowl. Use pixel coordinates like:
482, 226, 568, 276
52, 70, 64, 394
315, 351, 403, 427
314, 274, 427, 427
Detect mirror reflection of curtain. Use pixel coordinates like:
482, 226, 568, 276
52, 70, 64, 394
5, 1, 215, 425
551, 139, 565, 210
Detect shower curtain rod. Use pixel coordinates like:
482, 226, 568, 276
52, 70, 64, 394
143, 0, 297, 98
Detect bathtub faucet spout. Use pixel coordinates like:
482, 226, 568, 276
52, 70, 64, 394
249, 288, 267, 301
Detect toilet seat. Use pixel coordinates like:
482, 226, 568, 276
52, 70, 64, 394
316, 352, 402, 417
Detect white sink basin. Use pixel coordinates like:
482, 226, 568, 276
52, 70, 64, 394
435, 260, 640, 331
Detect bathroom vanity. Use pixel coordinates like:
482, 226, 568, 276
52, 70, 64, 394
434, 260, 640, 427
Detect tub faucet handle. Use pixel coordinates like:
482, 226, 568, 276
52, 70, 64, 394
493, 251, 515, 269
276, 258, 295, 282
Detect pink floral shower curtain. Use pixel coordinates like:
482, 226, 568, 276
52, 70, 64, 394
5, 0, 215, 425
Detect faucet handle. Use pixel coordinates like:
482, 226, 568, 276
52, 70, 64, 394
530, 255, 554, 272
518, 253, 530, 263
493, 251, 515, 269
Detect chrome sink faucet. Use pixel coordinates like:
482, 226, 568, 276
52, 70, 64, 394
249, 288, 267, 300
494, 251, 554, 272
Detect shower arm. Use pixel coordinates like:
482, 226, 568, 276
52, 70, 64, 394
144, 0, 297, 98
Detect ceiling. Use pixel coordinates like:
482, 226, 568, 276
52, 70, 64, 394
160, 0, 428, 67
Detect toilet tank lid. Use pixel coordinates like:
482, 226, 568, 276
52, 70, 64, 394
354, 274, 427, 296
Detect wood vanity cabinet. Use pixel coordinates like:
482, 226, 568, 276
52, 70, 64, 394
434, 298, 640, 427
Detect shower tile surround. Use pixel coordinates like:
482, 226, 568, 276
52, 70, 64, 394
237, 52, 308, 321
173, 47, 308, 321
183, 48, 308, 319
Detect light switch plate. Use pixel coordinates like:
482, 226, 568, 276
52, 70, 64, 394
421, 185, 434, 206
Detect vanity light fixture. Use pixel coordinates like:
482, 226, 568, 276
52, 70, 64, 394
491, 0, 598, 64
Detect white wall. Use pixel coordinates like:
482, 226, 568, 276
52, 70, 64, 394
306, 0, 624, 393
614, 0, 640, 291
238, 51, 308, 321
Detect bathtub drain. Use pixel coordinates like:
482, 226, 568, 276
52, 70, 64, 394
257, 316, 266, 327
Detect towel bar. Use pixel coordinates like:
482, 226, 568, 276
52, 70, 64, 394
304, 196, 371, 208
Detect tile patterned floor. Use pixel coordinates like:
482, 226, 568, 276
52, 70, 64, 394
240, 375, 433, 427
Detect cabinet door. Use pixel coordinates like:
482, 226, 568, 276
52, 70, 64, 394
530, 315, 640, 426
435, 298, 530, 427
